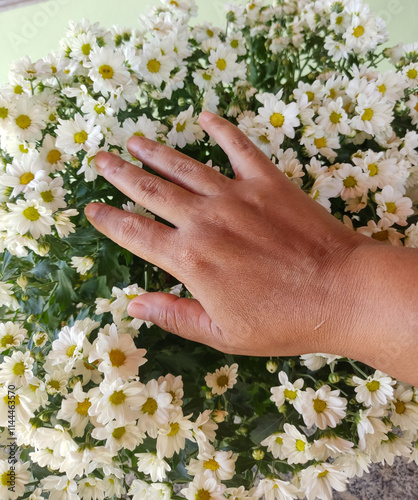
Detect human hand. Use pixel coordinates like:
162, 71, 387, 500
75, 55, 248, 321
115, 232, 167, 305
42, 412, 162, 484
85, 112, 373, 359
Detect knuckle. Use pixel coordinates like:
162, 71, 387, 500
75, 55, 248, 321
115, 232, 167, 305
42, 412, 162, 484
169, 156, 197, 183
231, 135, 260, 158
105, 157, 130, 178
118, 214, 143, 247
133, 176, 166, 204
176, 245, 203, 270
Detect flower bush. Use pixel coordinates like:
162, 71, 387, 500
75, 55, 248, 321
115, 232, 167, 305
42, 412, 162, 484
0, 0, 418, 499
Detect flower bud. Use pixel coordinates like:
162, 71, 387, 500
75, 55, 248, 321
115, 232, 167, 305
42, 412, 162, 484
237, 425, 249, 436
212, 410, 228, 423
205, 390, 213, 400
328, 372, 340, 384
69, 376, 82, 389
287, 359, 296, 368
266, 360, 278, 373
37, 243, 50, 256
314, 380, 326, 390
27, 315, 37, 324
345, 375, 357, 386
252, 449, 265, 460
17, 274, 28, 291
278, 404, 287, 414
21, 294, 29, 302
39, 412, 50, 422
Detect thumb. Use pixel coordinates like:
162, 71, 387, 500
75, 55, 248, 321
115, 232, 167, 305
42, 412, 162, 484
127, 292, 223, 347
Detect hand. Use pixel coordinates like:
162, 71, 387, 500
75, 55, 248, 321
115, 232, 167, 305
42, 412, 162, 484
85, 112, 368, 356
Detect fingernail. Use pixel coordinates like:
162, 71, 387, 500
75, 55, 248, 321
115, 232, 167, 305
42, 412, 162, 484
127, 299, 149, 319
85, 203, 100, 219
94, 151, 114, 171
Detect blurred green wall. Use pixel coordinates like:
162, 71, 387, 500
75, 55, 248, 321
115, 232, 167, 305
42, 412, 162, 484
0, 0, 416, 83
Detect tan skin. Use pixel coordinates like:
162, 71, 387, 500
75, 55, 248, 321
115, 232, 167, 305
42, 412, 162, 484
85, 111, 418, 386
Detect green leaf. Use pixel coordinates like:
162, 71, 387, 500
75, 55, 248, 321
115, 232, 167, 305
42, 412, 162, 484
249, 413, 282, 445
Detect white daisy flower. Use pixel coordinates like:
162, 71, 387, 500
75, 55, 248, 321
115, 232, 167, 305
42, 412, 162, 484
70, 255, 94, 275
40, 476, 78, 500
136, 378, 173, 438
0, 281, 18, 310
316, 97, 351, 135
281, 423, 312, 464
375, 185, 413, 226
405, 223, 418, 248
86, 47, 131, 96
9, 98, 46, 142
121, 115, 160, 142
55, 113, 103, 154
260, 432, 286, 460
187, 446, 237, 481
333, 449, 371, 478
301, 385, 347, 429
192, 409, 218, 454
0, 350, 34, 386
299, 463, 348, 500
4, 199, 54, 239
270, 371, 304, 413
25, 176, 67, 213
56, 382, 95, 437
38, 134, 70, 173
156, 407, 193, 458
78, 477, 106, 500
333, 163, 369, 201
356, 218, 404, 246
224, 486, 255, 500
208, 45, 245, 84
135, 452, 171, 482
0, 152, 46, 197
389, 384, 418, 431
168, 105, 205, 148
356, 406, 389, 450
48, 324, 91, 372
138, 45, 175, 87
193, 68, 220, 91
54, 208, 78, 238
310, 435, 354, 461
69, 31, 99, 63
45, 369, 69, 396
351, 89, 393, 136
205, 363, 239, 395
89, 377, 146, 425
294, 80, 324, 107
0, 460, 30, 500
403, 62, 418, 88
251, 477, 299, 500
181, 474, 226, 500
0, 386, 36, 426
0, 321, 27, 353
158, 373, 184, 407
301, 127, 341, 162
371, 433, 412, 466
352, 370, 395, 407
92, 420, 145, 453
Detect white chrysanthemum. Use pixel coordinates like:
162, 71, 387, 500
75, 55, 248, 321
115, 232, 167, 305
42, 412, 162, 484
54, 208, 78, 238
351, 89, 393, 136
310, 435, 354, 461
92, 420, 145, 453
300, 463, 348, 500
333, 163, 369, 201
205, 363, 238, 395
168, 105, 205, 148
0, 460, 30, 500
158, 373, 184, 407
192, 409, 218, 453
0, 350, 34, 386
121, 115, 160, 143
89, 377, 146, 425
352, 150, 397, 192
56, 382, 95, 437
352, 370, 395, 407
316, 97, 351, 135
48, 324, 91, 372
181, 474, 226, 500
156, 408, 193, 459
137, 378, 173, 438
356, 218, 404, 246
0, 386, 37, 427
375, 185, 413, 226
405, 223, 418, 248
25, 175, 67, 213
251, 477, 299, 500
4, 199, 54, 239
45, 369, 69, 396
333, 449, 371, 478
300, 353, 342, 371
135, 452, 171, 482
0, 321, 27, 353
9, 98, 46, 141
55, 113, 103, 154
0, 281, 18, 310
356, 406, 389, 450
403, 62, 418, 87
281, 423, 312, 465
260, 432, 286, 460
38, 134, 71, 173
208, 45, 245, 83
301, 385, 347, 429
40, 475, 78, 500
138, 45, 175, 87
70, 255, 94, 275
389, 384, 418, 431
270, 371, 304, 413
86, 47, 131, 96
122, 201, 155, 220
0, 152, 45, 197
371, 433, 412, 466
78, 477, 106, 500
187, 446, 237, 481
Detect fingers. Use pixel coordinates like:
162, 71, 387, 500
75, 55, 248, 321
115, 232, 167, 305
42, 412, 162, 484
127, 292, 224, 349
127, 136, 229, 195
95, 151, 196, 226
199, 111, 275, 180
85, 203, 176, 271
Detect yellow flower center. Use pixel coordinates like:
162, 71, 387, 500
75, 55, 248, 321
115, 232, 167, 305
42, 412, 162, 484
335, 16, 343, 25
202, 72, 212, 81
35, 334, 47, 346
295, 439, 306, 452
142, 397, 158, 415
147, 59, 161, 73
361, 108, 374, 121
81, 43, 91, 56
195, 489, 211, 500
0, 107, 8, 119
270, 112, 285, 128
0, 334, 14, 347
109, 349, 126, 367
67, 345, 77, 357
329, 88, 336, 99
312, 398, 327, 413
23, 207, 40, 221
306, 91, 315, 102
74, 131, 88, 144
49, 113, 57, 122
168, 422, 180, 436
231, 39, 239, 49
318, 470, 329, 478
207, 29, 214, 37
14, 85, 23, 94
0, 471, 13, 486
284, 388, 297, 400
16, 115, 32, 129
368, 163, 378, 176
313, 190, 320, 200
203, 458, 220, 471
13, 361, 26, 376
275, 436, 283, 444
50, 66, 57, 74
126, 293, 138, 300
99, 64, 114, 79
258, 135, 270, 144
394, 400, 406, 414
343, 175, 357, 188
47, 149, 62, 164
407, 68, 418, 80
314, 137, 327, 149
49, 380, 60, 391
385, 202, 397, 214
20, 171, 35, 187
94, 104, 106, 114
353, 25, 364, 38
176, 121, 186, 132
112, 426, 126, 439
19, 144, 29, 153
217, 375, 229, 388
41, 190, 54, 203
216, 58, 227, 71
76, 399, 91, 415
366, 380, 380, 392
109, 390, 126, 405
372, 230, 389, 242
330, 112, 342, 124
170, 0, 179, 6
377, 84, 386, 95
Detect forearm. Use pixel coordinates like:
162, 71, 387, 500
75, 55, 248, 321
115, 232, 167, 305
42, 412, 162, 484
330, 243, 418, 386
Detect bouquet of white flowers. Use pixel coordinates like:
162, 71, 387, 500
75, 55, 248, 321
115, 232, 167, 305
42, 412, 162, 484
0, 0, 417, 499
